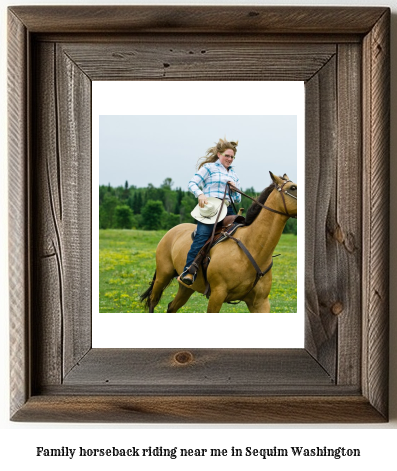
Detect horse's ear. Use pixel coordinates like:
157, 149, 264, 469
282, 173, 290, 181
269, 171, 283, 186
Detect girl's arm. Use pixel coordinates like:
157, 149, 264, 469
188, 166, 209, 198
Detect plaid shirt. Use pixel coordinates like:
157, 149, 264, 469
188, 159, 241, 204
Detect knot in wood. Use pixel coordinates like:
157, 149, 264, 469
333, 225, 344, 244
331, 302, 344, 316
174, 351, 194, 365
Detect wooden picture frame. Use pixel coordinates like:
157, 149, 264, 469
8, 6, 390, 423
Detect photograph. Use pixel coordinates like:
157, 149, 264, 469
98, 115, 298, 314
92, 81, 304, 348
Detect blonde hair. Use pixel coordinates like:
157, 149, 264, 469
197, 137, 238, 170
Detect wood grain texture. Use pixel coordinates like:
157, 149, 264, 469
55, 45, 92, 377
62, 349, 333, 391
362, 9, 390, 419
11, 396, 385, 424
9, 6, 387, 34
31, 41, 92, 387
8, 10, 30, 419
8, 6, 390, 423
335, 44, 362, 386
304, 56, 338, 378
59, 42, 335, 81
32, 41, 63, 387
305, 44, 363, 385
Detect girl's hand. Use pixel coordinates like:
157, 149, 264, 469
228, 181, 237, 192
198, 194, 208, 208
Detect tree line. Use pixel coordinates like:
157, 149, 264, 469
99, 178, 297, 234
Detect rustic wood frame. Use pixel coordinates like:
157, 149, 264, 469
8, 6, 390, 423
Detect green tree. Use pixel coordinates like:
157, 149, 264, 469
99, 194, 119, 228
146, 183, 164, 205
160, 177, 174, 190
179, 193, 196, 223
99, 185, 109, 205
141, 200, 164, 230
115, 205, 135, 229
161, 212, 180, 230
131, 191, 143, 214
114, 184, 126, 201
283, 218, 297, 235
174, 187, 184, 214
121, 180, 130, 201
163, 189, 177, 213
244, 186, 257, 195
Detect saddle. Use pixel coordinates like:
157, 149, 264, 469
191, 214, 245, 243
188, 215, 246, 296
188, 212, 275, 301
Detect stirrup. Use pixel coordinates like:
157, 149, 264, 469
179, 268, 197, 286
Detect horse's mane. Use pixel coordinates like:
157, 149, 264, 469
244, 181, 276, 226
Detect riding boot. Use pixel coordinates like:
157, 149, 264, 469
179, 264, 198, 286
179, 253, 204, 286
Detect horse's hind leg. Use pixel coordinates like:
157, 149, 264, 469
167, 284, 194, 313
207, 286, 227, 313
148, 270, 175, 312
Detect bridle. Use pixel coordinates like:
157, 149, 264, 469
275, 179, 297, 219
229, 180, 297, 219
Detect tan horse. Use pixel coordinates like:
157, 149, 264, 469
141, 172, 297, 313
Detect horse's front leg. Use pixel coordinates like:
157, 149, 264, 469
244, 282, 271, 313
207, 286, 228, 313
245, 296, 270, 313
243, 273, 272, 313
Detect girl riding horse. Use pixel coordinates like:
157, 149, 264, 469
178, 137, 242, 285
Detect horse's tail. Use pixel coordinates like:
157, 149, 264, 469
140, 270, 157, 310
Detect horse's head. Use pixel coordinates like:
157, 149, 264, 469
269, 172, 297, 218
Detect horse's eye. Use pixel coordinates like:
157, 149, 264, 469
290, 186, 297, 191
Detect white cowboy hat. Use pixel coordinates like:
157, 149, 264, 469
191, 197, 228, 224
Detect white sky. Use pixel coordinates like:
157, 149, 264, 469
99, 114, 298, 192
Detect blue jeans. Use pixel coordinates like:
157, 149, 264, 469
184, 205, 235, 271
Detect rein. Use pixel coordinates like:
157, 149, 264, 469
229, 180, 297, 219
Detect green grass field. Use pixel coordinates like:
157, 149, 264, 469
99, 229, 297, 313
